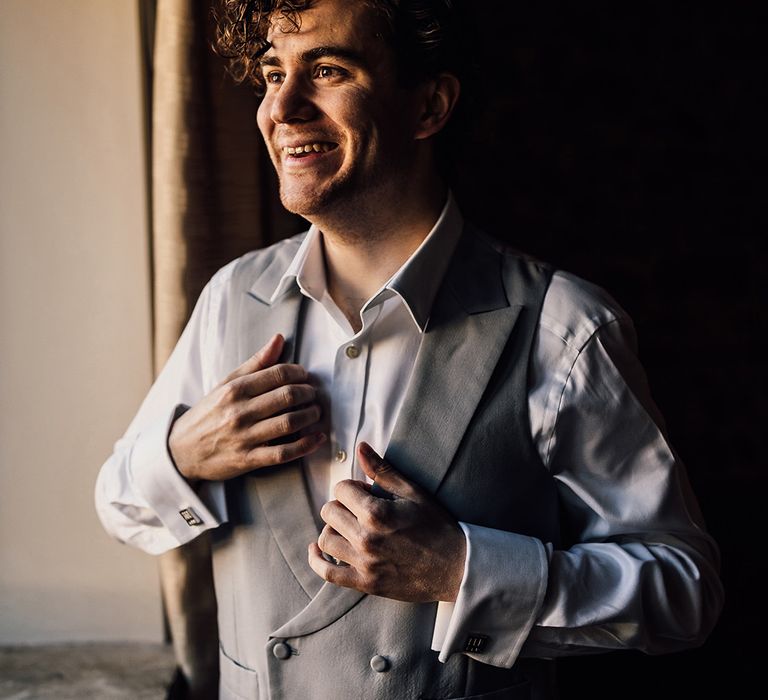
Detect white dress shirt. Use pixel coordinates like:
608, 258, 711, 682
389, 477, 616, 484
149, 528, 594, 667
95, 194, 721, 666
272, 197, 461, 517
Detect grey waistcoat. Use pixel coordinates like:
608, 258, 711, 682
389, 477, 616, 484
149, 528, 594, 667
210, 227, 558, 700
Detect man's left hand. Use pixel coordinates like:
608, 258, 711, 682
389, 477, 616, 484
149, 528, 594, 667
308, 442, 466, 603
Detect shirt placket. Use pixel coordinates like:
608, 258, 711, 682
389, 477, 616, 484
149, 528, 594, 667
327, 339, 366, 502
326, 306, 381, 501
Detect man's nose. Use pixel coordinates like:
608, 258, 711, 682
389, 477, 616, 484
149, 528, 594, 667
269, 75, 317, 124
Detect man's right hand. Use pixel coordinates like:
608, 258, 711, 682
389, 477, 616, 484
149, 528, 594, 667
168, 334, 325, 482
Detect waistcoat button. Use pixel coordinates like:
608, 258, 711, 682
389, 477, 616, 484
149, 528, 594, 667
370, 654, 389, 672
273, 642, 292, 660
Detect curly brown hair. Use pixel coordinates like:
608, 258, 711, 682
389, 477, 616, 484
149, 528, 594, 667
213, 0, 469, 95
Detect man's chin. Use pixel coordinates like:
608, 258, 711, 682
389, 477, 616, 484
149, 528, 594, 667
278, 175, 361, 220
279, 188, 334, 218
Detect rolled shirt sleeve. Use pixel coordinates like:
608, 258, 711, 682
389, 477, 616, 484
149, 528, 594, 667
432, 272, 723, 667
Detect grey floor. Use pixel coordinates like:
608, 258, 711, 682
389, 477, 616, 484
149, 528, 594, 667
0, 643, 175, 700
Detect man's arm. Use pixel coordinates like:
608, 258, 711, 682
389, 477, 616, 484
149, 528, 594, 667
308, 274, 723, 668
432, 311, 722, 667
95, 273, 224, 554
95, 262, 325, 554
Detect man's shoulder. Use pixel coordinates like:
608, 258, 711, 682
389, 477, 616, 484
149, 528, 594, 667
468, 226, 631, 350
540, 270, 631, 352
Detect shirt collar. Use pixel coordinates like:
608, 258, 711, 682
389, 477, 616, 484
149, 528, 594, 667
269, 193, 464, 332
269, 223, 327, 304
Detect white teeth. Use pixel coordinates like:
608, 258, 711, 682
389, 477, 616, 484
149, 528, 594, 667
283, 143, 332, 155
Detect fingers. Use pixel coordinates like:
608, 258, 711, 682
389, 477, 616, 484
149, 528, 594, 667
317, 523, 356, 565
308, 542, 360, 590
246, 404, 322, 445
222, 336, 314, 403
357, 442, 421, 501
234, 363, 310, 399
236, 380, 322, 447
221, 334, 284, 385
320, 499, 360, 543
332, 478, 392, 527
245, 382, 317, 421
246, 431, 326, 467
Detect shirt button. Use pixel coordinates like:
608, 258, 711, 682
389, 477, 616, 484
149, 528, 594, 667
335, 449, 347, 463
370, 655, 389, 672
273, 642, 292, 660
345, 344, 360, 359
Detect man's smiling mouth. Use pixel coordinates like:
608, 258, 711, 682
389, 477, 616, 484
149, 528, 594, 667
282, 142, 338, 157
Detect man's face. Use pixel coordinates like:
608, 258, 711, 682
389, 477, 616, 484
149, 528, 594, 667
256, 0, 422, 219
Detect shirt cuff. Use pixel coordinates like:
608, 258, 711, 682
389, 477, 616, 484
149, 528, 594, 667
432, 522, 549, 668
129, 405, 225, 546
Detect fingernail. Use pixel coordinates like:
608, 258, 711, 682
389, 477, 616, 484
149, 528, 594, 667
315, 432, 327, 444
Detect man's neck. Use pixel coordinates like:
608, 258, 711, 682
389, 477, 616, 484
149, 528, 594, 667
312, 184, 447, 332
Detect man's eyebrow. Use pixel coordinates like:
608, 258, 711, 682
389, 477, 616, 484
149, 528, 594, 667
258, 45, 368, 69
300, 45, 367, 67
259, 54, 282, 68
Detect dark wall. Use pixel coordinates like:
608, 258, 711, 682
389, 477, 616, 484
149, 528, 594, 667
451, 2, 765, 696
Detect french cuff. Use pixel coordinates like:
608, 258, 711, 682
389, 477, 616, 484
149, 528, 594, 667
129, 404, 223, 546
433, 522, 549, 668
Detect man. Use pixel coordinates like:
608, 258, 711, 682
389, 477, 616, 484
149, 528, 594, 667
96, 1, 723, 698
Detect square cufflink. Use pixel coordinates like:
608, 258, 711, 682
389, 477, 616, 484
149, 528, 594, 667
463, 634, 490, 653
179, 508, 203, 526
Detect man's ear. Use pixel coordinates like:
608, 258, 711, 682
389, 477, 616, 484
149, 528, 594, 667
413, 72, 461, 141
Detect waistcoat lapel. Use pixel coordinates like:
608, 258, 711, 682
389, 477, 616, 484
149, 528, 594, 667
234, 245, 326, 602
386, 229, 521, 496
269, 582, 367, 639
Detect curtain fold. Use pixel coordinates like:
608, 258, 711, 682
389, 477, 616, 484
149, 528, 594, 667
152, 0, 283, 368
145, 1, 302, 696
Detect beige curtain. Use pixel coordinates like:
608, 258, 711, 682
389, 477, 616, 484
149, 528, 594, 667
144, 1, 302, 697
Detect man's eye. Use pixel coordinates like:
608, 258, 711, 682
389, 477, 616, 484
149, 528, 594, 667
316, 65, 346, 80
265, 71, 283, 85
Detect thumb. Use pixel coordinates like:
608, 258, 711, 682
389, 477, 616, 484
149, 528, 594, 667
357, 442, 420, 501
221, 334, 284, 384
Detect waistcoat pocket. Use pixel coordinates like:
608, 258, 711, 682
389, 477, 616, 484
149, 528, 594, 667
219, 643, 261, 700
